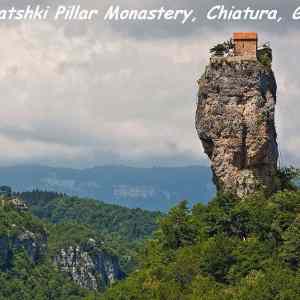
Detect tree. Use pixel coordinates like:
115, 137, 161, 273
276, 167, 300, 191
210, 39, 234, 57
159, 201, 197, 250
209, 44, 227, 56
280, 216, 300, 269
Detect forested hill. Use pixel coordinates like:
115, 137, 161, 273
0, 189, 162, 299
0, 165, 215, 211
0, 193, 128, 299
101, 188, 300, 300
19, 190, 162, 242
1, 169, 300, 299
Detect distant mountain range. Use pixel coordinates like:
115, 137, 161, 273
0, 165, 215, 211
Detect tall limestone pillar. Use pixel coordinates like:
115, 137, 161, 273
196, 53, 278, 197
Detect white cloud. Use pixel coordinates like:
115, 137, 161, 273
0, 21, 217, 167
0, 2, 298, 168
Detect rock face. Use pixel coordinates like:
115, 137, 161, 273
53, 240, 125, 291
0, 230, 47, 271
196, 58, 278, 197
0, 195, 28, 212
0, 192, 125, 292
0, 196, 47, 271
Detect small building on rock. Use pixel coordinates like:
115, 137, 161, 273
233, 32, 257, 58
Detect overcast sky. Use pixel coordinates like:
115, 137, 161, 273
0, 0, 299, 168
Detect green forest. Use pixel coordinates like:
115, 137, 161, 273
19, 191, 161, 273
0, 203, 90, 300
0, 169, 300, 299
100, 169, 300, 299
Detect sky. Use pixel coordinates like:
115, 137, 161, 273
0, 0, 299, 168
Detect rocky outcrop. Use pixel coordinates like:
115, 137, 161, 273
196, 58, 278, 197
0, 194, 47, 270
7, 198, 28, 211
0, 229, 47, 270
0, 196, 28, 212
53, 239, 125, 291
0, 191, 125, 292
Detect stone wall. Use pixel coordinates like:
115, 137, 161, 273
235, 40, 257, 57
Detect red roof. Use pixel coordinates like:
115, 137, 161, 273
233, 32, 257, 40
